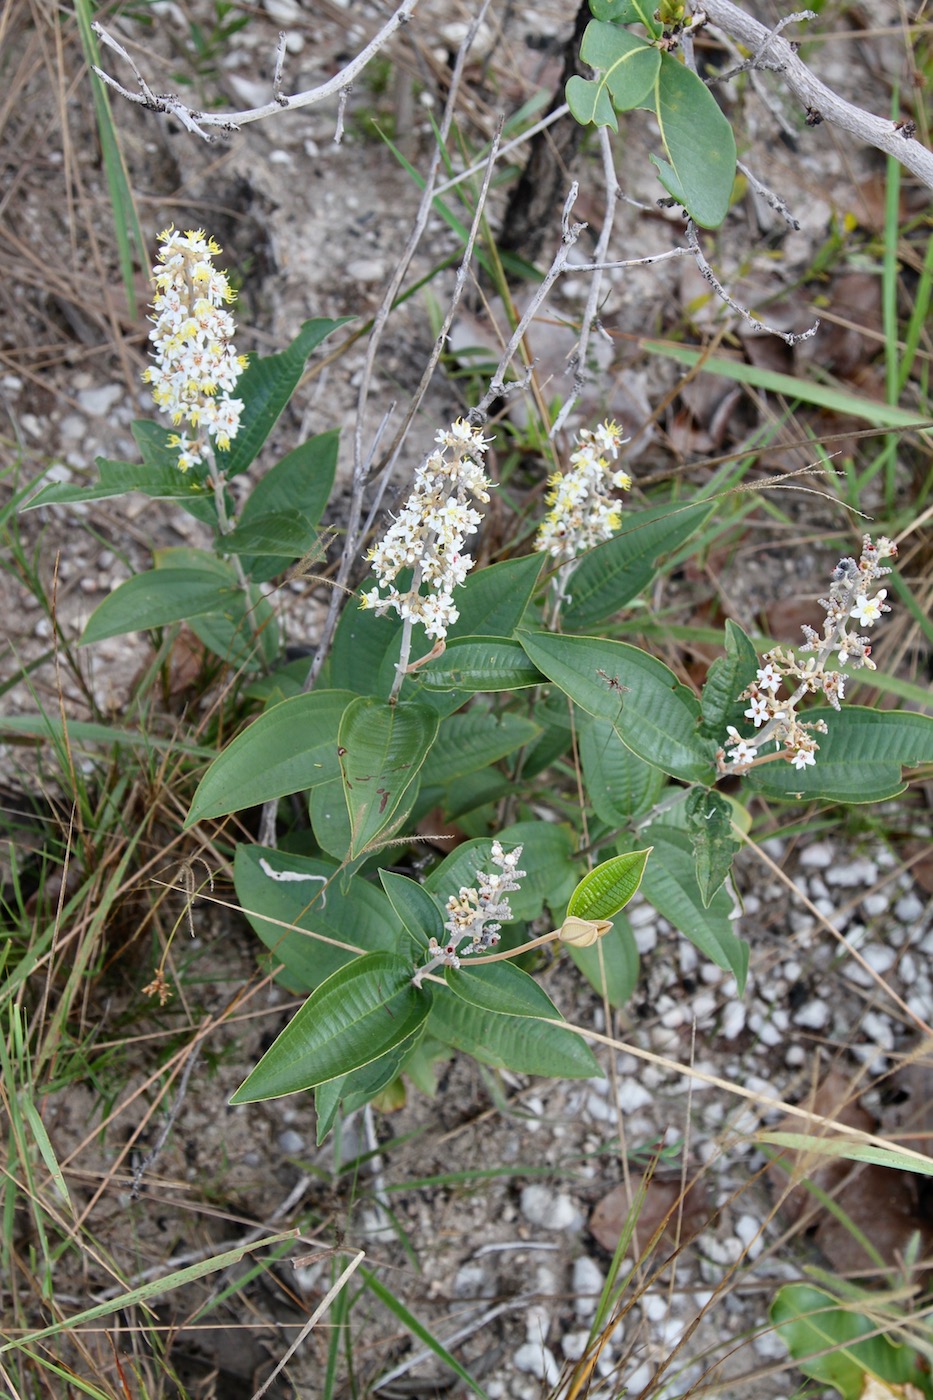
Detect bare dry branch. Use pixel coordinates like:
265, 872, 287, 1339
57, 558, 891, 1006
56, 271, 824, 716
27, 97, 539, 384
703, 0, 933, 192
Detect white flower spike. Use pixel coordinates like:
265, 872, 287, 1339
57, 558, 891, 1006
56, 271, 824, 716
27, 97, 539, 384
143, 227, 247, 472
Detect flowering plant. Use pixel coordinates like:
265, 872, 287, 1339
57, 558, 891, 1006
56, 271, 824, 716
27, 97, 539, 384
25, 230, 933, 1130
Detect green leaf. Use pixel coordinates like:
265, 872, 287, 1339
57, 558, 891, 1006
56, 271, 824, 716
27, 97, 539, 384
651, 53, 736, 228
310, 776, 354, 861
24, 450, 210, 510
80, 568, 240, 644
314, 1026, 425, 1142
448, 553, 543, 636
330, 588, 402, 698
643, 341, 929, 429
566, 23, 660, 129
745, 707, 933, 803
236, 429, 338, 582
338, 698, 439, 858
567, 849, 651, 921
698, 620, 761, 740
588, 0, 643, 21
685, 788, 740, 906
579, 717, 665, 823
187, 589, 278, 673
562, 501, 715, 628
219, 512, 319, 559
239, 429, 338, 531
770, 1284, 930, 1400
759, 1133, 933, 1179
446, 961, 567, 1019
215, 318, 350, 476
230, 952, 429, 1102
518, 630, 715, 784
429, 989, 601, 1078
187, 690, 354, 823
634, 825, 748, 992
234, 845, 401, 992
379, 870, 445, 949
418, 637, 543, 692
568, 915, 639, 1009
419, 712, 540, 785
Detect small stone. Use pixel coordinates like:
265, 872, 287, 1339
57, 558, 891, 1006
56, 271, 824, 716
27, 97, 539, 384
785, 1045, 805, 1067
734, 1214, 763, 1258
562, 1331, 589, 1361
799, 841, 834, 869
513, 1341, 560, 1385
720, 1002, 746, 1040
861, 1011, 894, 1050
793, 999, 829, 1031
454, 1262, 492, 1298
277, 1129, 304, 1154
573, 1256, 605, 1318
77, 383, 123, 416
861, 944, 896, 975
825, 858, 878, 888
862, 891, 889, 917
895, 892, 924, 924
641, 1293, 667, 1322
263, 0, 301, 20
586, 1092, 614, 1122
520, 1185, 581, 1230
616, 1081, 653, 1114
346, 258, 386, 283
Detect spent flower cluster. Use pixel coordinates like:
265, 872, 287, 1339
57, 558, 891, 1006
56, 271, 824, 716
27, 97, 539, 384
360, 419, 491, 642
143, 227, 247, 472
720, 534, 897, 773
412, 842, 525, 987
535, 419, 631, 563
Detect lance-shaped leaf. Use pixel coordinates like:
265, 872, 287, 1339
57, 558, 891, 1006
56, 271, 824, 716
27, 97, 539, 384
518, 630, 715, 784
567, 23, 660, 128
314, 1024, 426, 1143
81, 568, 240, 644
580, 717, 665, 823
419, 712, 540, 785
429, 986, 601, 1079
379, 869, 445, 950
650, 52, 736, 228
418, 638, 543, 693
745, 707, 933, 804
561, 501, 714, 628
187, 690, 354, 823
567, 849, 651, 922
230, 952, 428, 1102
633, 825, 749, 992
338, 698, 439, 858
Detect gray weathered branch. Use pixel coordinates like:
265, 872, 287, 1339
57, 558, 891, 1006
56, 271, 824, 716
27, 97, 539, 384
702, 0, 933, 193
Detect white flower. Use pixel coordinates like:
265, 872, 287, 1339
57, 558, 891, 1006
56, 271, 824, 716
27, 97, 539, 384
850, 589, 887, 626
756, 663, 781, 693
743, 695, 770, 727
790, 742, 817, 770
725, 726, 758, 766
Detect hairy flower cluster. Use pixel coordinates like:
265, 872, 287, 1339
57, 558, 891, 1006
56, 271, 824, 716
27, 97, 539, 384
535, 419, 631, 562
360, 419, 491, 642
719, 535, 897, 774
412, 842, 525, 987
143, 227, 247, 472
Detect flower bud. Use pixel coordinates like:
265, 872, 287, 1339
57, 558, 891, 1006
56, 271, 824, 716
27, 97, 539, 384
557, 916, 613, 947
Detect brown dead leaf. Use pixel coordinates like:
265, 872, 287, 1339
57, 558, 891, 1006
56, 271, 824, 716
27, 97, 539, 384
589, 1174, 712, 1256
767, 1068, 933, 1275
